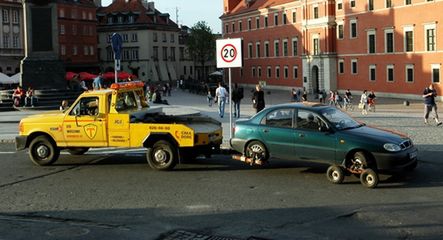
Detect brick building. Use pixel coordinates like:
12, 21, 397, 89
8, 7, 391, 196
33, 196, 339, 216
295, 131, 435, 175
57, 0, 99, 72
221, 0, 443, 99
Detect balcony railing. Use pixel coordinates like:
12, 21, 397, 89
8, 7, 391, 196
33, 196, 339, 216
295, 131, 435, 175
0, 48, 24, 56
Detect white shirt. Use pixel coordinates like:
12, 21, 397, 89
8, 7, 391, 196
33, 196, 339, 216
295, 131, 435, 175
215, 86, 228, 99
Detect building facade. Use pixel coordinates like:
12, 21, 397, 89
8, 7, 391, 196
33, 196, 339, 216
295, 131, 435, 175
96, 0, 193, 82
221, 0, 443, 99
0, 0, 23, 76
57, 0, 99, 72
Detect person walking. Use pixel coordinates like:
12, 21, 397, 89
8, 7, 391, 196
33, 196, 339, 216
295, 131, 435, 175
92, 73, 103, 90
215, 82, 228, 118
302, 88, 308, 102
360, 90, 368, 115
232, 83, 244, 118
423, 84, 442, 126
252, 84, 265, 113
367, 90, 376, 112
207, 90, 213, 107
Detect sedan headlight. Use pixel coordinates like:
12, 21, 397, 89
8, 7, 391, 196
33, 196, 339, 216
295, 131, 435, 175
383, 143, 402, 152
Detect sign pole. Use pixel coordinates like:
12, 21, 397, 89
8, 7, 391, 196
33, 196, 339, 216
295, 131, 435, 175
229, 67, 232, 139
114, 60, 118, 83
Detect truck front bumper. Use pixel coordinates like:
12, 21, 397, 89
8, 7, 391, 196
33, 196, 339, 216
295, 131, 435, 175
15, 135, 28, 151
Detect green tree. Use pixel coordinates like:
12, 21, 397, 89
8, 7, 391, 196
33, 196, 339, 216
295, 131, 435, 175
187, 21, 215, 80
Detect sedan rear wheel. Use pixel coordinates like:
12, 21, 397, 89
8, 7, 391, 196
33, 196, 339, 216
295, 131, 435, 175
245, 141, 268, 162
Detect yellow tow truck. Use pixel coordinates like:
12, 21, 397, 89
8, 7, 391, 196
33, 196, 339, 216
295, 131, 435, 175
16, 82, 223, 170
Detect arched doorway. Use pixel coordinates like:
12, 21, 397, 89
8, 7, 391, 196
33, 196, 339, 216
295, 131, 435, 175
312, 66, 319, 94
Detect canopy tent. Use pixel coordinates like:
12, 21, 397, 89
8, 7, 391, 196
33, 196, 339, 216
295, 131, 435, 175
0, 72, 19, 84
102, 71, 137, 81
209, 71, 223, 76
65, 72, 77, 81
79, 72, 98, 81
9, 73, 20, 84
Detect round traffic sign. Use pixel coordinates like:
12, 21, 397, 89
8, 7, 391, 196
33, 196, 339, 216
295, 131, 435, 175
220, 44, 237, 63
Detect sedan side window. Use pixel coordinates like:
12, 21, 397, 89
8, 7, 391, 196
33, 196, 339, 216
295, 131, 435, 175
263, 108, 294, 128
297, 110, 323, 131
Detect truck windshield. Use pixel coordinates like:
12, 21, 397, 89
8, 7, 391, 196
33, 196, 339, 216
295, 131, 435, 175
115, 91, 138, 112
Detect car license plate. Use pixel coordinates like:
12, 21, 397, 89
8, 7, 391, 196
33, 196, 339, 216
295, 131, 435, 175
409, 151, 417, 159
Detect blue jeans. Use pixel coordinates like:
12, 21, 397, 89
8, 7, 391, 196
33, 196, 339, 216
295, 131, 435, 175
233, 101, 240, 118
218, 97, 225, 117
25, 96, 35, 106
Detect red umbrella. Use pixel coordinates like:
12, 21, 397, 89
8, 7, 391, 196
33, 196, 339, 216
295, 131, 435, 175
79, 72, 98, 81
102, 71, 138, 80
65, 72, 77, 81
102, 72, 115, 80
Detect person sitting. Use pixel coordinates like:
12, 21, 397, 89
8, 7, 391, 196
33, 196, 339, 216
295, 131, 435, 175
12, 86, 25, 107
303, 114, 320, 131
86, 99, 99, 116
60, 100, 69, 111
24, 87, 35, 107
153, 88, 169, 105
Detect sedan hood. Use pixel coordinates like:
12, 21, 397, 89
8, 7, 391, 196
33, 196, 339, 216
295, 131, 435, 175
343, 125, 408, 143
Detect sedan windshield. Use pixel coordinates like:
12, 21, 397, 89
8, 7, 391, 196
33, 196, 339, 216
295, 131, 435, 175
320, 107, 362, 130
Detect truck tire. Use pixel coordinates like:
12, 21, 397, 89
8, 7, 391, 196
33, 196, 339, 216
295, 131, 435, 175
29, 136, 60, 166
147, 140, 177, 171
67, 147, 90, 155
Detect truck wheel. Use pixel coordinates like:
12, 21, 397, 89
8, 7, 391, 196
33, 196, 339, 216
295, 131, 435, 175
245, 141, 268, 162
67, 147, 90, 155
29, 136, 60, 166
147, 140, 177, 171
360, 169, 379, 188
326, 165, 345, 184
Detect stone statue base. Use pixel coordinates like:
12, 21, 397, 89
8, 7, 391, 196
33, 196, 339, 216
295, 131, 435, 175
20, 58, 66, 89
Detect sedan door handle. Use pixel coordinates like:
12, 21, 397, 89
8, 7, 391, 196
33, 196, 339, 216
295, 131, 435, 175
263, 129, 269, 133
299, 133, 305, 138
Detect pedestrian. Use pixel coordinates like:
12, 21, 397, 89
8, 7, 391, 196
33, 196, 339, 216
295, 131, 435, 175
167, 82, 171, 96
296, 88, 302, 102
79, 80, 88, 91
291, 88, 297, 102
92, 73, 103, 90
215, 82, 228, 118
368, 90, 376, 112
328, 90, 335, 105
252, 84, 265, 113
318, 89, 324, 103
423, 84, 442, 126
12, 86, 25, 107
232, 83, 244, 118
24, 87, 35, 107
207, 90, 213, 107
334, 91, 342, 108
302, 88, 308, 101
59, 100, 69, 111
360, 90, 368, 115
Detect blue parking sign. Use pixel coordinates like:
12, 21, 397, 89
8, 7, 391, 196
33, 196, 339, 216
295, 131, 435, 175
111, 33, 122, 60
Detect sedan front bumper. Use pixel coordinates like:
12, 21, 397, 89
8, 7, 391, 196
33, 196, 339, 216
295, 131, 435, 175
373, 146, 418, 172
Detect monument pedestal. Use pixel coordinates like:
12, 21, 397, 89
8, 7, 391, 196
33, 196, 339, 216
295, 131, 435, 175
21, 57, 66, 89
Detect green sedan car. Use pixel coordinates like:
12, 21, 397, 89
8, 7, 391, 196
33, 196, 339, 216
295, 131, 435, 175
230, 103, 418, 188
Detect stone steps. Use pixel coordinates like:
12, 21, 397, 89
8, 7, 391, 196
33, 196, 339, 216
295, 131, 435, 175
0, 89, 82, 111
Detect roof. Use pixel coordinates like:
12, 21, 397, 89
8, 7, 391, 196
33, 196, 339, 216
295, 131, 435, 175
97, 0, 177, 27
222, 0, 295, 18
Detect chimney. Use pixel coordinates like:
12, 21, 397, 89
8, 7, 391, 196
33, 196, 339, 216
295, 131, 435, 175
93, 0, 102, 7
148, 1, 155, 11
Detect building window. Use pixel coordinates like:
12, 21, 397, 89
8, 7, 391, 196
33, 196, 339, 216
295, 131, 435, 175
239, 21, 242, 31
350, 20, 357, 39
72, 25, 77, 35
351, 0, 356, 7
284, 66, 289, 79
369, 65, 376, 81
122, 34, 129, 42
432, 64, 440, 83
84, 46, 89, 56
337, 24, 344, 39
385, 29, 394, 53
274, 40, 279, 57
275, 66, 280, 78
406, 64, 414, 83
170, 47, 175, 61
252, 67, 256, 77
90, 46, 94, 56
153, 32, 158, 42
60, 24, 65, 35
256, 17, 260, 29
292, 11, 296, 23
248, 19, 251, 30
183, 66, 187, 75
283, 40, 288, 57
283, 12, 287, 24
264, 16, 268, 27
368, 0, 374, 11
2, 35, 9, 48
426, 25, 436, 51
153, 46, 158, 60
12, 35, 19, 48
248, 43, 253, 58
405, 0, 412, 5
337, 1, 343, 10
292, 37, 298, 56
351, 59, 358, 74
59, 9, 65, 18
387, 65, 394, 82
265, 41, 269, 57
162, 33, 167, 42
293, 66, 298, 79
71, 9, 77, 19
107, 17, 113, 24
313, 37, 320, 55
162, 47, 168, 60
368, 30, 376, 54
12, 10, 19, 23
338, 59, 344, 74
179, 47, 184, 60
132, 33, 138, 42
313, 6, 319, 19
170, 33, 175, 43
89, 12, 94, 20
73, 46, 78, 55
118, 16, 123, 23
267, 66, 272, 78
404, 27, 414, 52
2, 9, 9, 23
225, 24, 229, 33
232, 22, 235, 32
61, 45, 66, 56
274, 13, 279, 26
386, 0, 392, 8
256, 42, 261, 58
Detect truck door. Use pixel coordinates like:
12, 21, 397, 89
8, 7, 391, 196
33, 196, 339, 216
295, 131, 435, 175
62, 96, 108, 147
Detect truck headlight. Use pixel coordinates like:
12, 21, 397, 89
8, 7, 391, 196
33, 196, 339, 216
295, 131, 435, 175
383, 143, 401, 152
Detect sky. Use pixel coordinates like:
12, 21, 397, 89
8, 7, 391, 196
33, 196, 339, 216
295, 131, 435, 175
101, 0, 223, 33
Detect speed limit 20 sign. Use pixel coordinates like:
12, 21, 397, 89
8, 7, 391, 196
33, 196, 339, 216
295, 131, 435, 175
216, 38, 243, 68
